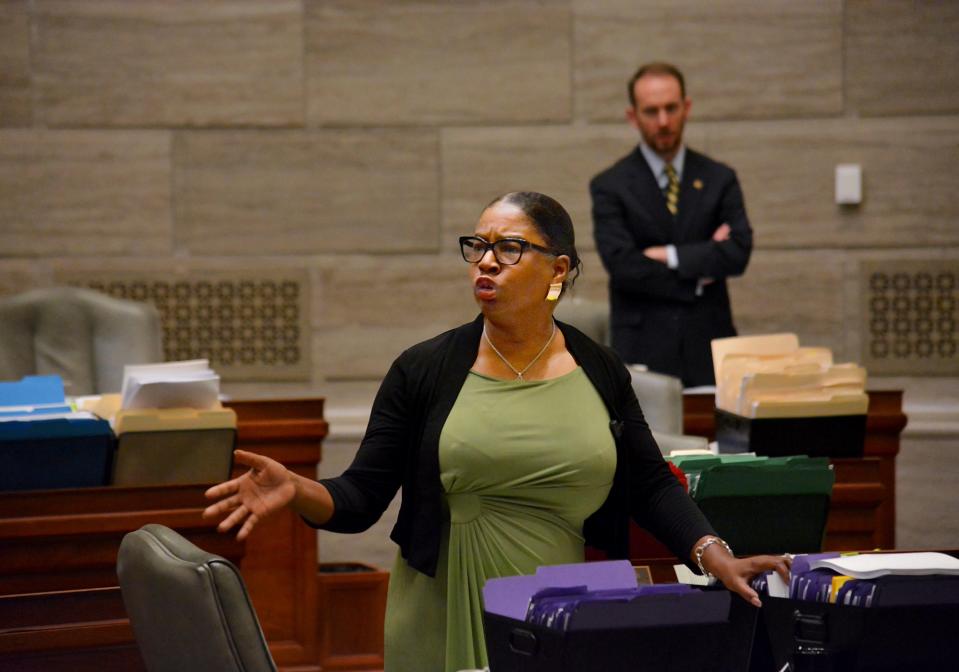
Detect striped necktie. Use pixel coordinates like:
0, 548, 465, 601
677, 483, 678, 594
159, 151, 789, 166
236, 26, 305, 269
664, 164, 680, 216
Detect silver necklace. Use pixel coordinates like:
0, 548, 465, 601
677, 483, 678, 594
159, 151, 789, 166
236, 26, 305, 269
483, 321, 557, 381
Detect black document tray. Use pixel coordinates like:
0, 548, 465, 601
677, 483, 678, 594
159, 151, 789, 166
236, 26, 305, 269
715, 409, 866, 458
756, 596, 959, 672
484, 589, 758, 672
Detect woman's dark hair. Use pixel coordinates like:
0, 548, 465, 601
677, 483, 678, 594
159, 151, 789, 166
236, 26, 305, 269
485, 191, 583, 294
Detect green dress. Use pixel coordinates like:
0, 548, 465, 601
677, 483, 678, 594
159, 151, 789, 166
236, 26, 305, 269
383, 367, 617, 672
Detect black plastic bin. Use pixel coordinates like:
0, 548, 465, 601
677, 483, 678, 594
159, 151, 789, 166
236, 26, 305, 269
484, 588, 758, 672
757, 596, 959, 672
715, 409, 866, 458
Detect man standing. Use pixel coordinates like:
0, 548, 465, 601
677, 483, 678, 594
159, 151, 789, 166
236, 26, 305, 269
590, 62, 752, 387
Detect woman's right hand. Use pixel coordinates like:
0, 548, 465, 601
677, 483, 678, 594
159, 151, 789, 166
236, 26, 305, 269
203, 449, 296, 540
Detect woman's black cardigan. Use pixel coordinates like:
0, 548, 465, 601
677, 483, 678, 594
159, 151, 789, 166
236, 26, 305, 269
315, 315, 715, 577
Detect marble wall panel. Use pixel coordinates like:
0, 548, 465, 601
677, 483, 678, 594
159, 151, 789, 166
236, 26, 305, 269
0, 130, 172, 256
897, 436, 959, 550
704, 116, 959, 250
32, 0, 303, 127
442, 124, 707, 251
173, 129, 440, 255
728, 250, 846, 359
574, 0, 842, 122
305, 0, 570, 125
315, 254, 479, 379
846, 0, 959, 117
0, 1, 31, 126
0, 261, 56, 298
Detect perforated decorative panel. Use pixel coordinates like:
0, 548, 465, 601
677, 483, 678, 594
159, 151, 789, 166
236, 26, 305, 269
63, 272, 310, 381
860, 260, 959, 376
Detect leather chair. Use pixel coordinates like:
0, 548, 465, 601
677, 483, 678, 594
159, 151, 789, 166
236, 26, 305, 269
554, 295, 610, 346
629, 366, 710, 454
0, 286, 162, 395
117, 524, 277, 672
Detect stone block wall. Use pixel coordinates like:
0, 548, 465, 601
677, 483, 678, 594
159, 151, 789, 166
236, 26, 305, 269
1, 0, 957, 391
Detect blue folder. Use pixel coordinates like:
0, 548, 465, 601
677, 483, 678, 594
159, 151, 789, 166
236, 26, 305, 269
0, 416, 114, 491
0, 375, 72, 417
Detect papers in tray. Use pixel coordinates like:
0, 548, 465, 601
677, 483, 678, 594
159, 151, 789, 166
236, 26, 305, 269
809, 552, 959, 579
751, 552, 959, 608
711, 333, 868, 418
120, 359, 220, 410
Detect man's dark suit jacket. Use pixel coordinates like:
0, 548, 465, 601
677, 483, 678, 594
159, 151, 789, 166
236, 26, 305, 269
590, 146, 752, 387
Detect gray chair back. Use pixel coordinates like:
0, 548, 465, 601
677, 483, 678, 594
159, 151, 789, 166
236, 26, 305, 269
554, 296, 610, 346
629, 367, 684, 435
0, 286, 162, 395
117, 524, 277, 672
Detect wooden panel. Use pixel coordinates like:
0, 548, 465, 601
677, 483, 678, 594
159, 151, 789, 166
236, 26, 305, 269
0, 130, 172, 257
317, 563, 388, 671
305, 0, 570, 125
0, 486, 245, 671
33, 0, 303, 127
846, 0, 959, 117
0, 397, 327, 672
174, 129, 440, 255
226, 398, 325, 670
574, 0, 842, 121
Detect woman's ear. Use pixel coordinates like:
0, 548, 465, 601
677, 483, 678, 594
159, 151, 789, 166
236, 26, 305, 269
552, 255, 571, 284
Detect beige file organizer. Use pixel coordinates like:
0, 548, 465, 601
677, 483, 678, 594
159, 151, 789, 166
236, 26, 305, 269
83, 394, 236, 486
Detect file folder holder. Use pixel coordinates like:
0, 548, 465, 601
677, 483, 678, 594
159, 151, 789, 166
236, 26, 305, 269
682, 457, 835, 556
0, 417, 114, 491
715, 408, 866, 458
757, 596, 959, 672
483, 589, 758, 672
110, 407, 237, 486
698, 494, 831, 557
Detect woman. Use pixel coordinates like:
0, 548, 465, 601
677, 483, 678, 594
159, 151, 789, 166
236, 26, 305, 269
204, 191, 789, 672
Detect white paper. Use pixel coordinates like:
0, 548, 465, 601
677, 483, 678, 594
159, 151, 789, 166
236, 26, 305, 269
673, 564, 711, 586
810, 552, 959, 579
767, 571, 790, 598
121, 359, 220, 410
0, 411, 99, 423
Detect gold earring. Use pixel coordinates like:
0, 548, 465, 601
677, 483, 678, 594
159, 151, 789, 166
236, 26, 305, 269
545, 282, 562, 301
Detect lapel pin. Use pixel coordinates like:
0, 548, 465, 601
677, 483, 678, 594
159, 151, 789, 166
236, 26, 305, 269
693, 179, 704, 190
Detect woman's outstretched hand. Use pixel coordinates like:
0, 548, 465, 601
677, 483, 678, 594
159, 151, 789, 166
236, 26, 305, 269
203, 449, 296, 540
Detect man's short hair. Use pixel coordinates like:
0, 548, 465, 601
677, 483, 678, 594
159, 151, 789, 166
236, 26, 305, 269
627, 62, 686, 107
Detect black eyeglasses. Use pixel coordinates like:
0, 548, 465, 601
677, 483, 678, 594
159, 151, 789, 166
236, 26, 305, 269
459, 236, 555, 266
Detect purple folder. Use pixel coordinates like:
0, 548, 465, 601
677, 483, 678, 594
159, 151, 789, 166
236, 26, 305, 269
482, 560, 638, 621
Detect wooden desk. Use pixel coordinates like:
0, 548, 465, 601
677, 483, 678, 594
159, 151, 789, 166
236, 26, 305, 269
0, 397, 326, 672
632, 391, 907, 583
683, 390, 906, 551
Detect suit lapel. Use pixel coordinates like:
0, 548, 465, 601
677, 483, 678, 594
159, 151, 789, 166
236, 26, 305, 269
623, 149, 675, 241
675, 149, 706, 242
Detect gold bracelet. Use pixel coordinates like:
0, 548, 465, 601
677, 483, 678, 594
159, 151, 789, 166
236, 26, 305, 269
694, 537, 733, 579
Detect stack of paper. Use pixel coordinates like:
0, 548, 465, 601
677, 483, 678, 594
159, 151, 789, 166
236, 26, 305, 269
711, 333, 868, 418
120, 359, 220, 410
750, 552, 959, 607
